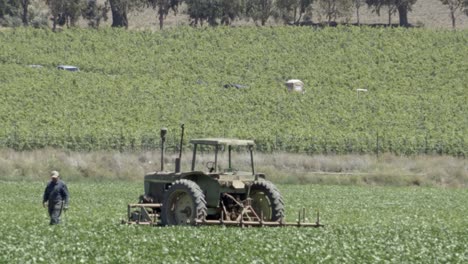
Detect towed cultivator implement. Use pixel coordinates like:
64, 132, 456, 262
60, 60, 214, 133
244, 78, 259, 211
123, 126, 323, 228
124, 201, 322, 227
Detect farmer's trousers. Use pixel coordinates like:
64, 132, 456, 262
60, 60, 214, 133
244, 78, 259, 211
48, 201, 63, 225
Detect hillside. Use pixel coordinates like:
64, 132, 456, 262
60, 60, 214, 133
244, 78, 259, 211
5, 0, 467, 30
123, 0, 468, 30
0, 27, 467, 155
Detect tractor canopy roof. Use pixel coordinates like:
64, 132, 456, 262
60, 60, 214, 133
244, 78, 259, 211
190, 138, 255, 146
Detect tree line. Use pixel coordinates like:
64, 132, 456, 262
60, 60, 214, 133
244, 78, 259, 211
1, 0, 468, 30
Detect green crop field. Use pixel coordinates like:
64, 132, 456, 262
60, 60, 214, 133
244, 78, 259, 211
0, 181, 466, 263
0, 27, 467, 155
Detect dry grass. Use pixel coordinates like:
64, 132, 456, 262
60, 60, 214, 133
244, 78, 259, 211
255, 152, 467, 187
0, 148, 157, 181
0, 148, 466, 187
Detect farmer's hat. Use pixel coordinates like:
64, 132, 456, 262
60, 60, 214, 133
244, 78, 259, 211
50, 171, 59, 178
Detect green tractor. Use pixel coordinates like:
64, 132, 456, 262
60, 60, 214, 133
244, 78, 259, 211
125, 126, 321, 227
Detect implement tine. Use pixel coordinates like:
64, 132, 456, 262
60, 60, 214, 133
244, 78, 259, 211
260, 211, 264, 227
127, 204, 131, 220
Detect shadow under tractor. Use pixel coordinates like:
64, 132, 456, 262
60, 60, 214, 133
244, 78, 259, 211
124, 125, 322, 227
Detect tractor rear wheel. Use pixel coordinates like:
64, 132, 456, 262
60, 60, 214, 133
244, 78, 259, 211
250, 180, 285, 221
161, 179, 207, 226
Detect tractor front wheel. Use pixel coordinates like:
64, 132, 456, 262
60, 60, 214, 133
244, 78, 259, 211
161, 179, 207, 226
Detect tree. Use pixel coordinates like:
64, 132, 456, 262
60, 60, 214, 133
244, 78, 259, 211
0, 0, 30, 25
185, 0, 218, 26
219, 0, 244, 25
440, 0, 468, 28
147, 0, 181, 29
383, 0, 398, 25
318, 0, 353, 23
365, 0, 417, 26
246, 0, 274, 26
107, 0, 145, 28
275, 0, 314, 24
45, 0, 64, 30
65, 0, 83, 26
19, 0, 29, 25
0, 0, 18, 19
185, 0, 244, 26
108, 0, 128, 28
45, 0, 83, 30
354, 0, 363, 25
82, 0, 109, 28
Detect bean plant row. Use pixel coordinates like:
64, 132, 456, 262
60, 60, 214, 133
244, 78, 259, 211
0, 181, 466, 263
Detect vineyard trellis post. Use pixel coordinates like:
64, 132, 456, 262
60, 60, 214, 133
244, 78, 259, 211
376, 130, 380, 159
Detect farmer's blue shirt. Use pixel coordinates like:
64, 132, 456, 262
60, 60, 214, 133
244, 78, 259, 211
43, 180, 69, 206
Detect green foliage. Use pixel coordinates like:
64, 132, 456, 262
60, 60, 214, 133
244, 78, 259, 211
185, 0, 244, 26
0, 0, 20, 18
274, 0, 314, 24
0, 13, 21, 26
0, 0, 24, 26
0, 0, 48, 27
318, 0, 354, 22
440, 0, 468, 28
107, 0, 146, 27
0, 27, 466, 155
81, 0, 109, 29
45, 0, 85, 28
366, 0, 418, 10
0, 182, 467, 262
365, 0, 418, 25
246, 0, 274, 26
147, 0, 182, 29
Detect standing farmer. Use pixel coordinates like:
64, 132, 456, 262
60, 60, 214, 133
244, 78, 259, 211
43, 171, 69, 225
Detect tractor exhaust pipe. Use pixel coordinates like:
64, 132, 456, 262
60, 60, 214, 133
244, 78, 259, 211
175, 124, 185, 173
160, 128, 167, 171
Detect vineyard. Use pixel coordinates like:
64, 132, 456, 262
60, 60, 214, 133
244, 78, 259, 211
0, 27, 467, 155
0, 181, 466, 262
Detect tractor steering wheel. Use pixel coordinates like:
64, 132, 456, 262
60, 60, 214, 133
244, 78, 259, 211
206, 161, 215, 172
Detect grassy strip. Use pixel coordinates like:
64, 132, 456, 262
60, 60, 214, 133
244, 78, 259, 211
1, 148, 466, 187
